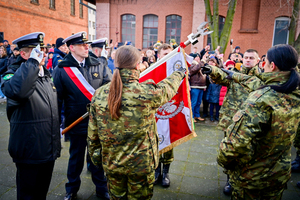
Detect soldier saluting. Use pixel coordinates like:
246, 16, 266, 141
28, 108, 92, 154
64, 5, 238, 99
1, 32, 61, 199
53, 31, 112, 200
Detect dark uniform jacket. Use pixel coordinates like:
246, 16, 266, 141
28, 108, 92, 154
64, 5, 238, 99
53, 53, 112, 135
1, 56, 61, 164
52, 48, 66, 69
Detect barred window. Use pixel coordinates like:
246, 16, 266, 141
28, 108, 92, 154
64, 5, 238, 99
122, 14, 136, 46
165, 15, 181, 45
49, 0, 55, 9
143, 14, 158, 48
71, 0, 75, 16
79, 3, 83, 18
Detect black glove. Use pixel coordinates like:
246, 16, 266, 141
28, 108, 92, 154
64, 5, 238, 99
201, 65, 212, 74
177, 67, 186, 79
221, 68, 234, 80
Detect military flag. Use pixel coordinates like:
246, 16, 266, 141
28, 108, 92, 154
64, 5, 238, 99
139, 47, 197, 154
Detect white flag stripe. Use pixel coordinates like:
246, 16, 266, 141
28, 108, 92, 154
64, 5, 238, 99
70, 67, 95, 95
140, 47, 180, 78
182, 107, 192, 131
157, 119, 171, 150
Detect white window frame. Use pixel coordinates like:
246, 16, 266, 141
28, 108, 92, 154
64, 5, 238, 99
272, 17, 290, 46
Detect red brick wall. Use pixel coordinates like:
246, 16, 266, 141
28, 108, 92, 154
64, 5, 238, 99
0, 0, 88, 45
206, 0, 295, 59
107, 0, 194, 53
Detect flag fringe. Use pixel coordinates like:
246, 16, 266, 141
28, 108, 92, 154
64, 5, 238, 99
159, 131, 197, 155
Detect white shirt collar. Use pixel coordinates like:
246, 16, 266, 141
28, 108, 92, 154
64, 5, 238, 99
71, 53, 85, 67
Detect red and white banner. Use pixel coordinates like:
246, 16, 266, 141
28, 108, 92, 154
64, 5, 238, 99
139, 47, 196, 154
64, 67, 95, 101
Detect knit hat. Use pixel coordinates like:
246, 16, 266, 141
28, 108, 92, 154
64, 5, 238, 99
3, 40, 8, 43
13, 47, 19, 51
55, 37, 65, 48
225, 60, 235, 67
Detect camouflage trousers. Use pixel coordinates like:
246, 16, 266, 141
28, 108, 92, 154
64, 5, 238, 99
106, 171, 155, 200
231, 185, 286, 200
159, 149, 174, 164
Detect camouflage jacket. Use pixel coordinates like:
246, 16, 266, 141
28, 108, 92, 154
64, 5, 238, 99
87, 68, 184, 175
209, 65, 260, 131
217, 71, 300, 189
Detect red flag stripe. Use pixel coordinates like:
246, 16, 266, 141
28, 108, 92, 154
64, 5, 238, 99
63, 67, 94, 101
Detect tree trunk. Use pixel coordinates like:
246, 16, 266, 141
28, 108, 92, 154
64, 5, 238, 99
204, 0, 214, 47
219, 0, 237, 53
212, 0, 219, 50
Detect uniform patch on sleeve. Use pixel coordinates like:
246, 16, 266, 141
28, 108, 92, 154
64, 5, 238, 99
3, 74, 14, 80
58, 59, 62, 62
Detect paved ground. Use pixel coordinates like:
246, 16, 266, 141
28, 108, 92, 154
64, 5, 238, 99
0, 100, 300, 199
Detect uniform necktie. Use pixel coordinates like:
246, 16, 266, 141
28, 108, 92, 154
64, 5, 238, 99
79, 63, 85, 75
80, 63, 84, 68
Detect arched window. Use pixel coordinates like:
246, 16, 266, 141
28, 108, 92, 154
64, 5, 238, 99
165, 15, 182, 45
272, 17, 290, 46
207, 16, 225, 47
121, 14, 136, 46
143, 14, 158, 48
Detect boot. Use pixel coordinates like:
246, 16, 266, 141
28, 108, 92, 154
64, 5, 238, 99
292, 154, 300, 165
210, 116, 214, 122
162, 164, 171, 187
223, 175, 232, 195
154, 162, 162, 185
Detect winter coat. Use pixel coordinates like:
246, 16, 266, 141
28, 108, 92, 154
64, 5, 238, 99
53, 52, 112, 135
219, 86, 227, 106
52, 48, 66, 69
1, 56, 61, 164
206, 82, 222, 103
7, 54, 19, 68
189, 63, 207, 89
0, 56, 8, 75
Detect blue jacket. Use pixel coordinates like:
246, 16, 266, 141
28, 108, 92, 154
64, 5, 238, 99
107, 57, 115, 74
52, 48, 66, 69
206, 82, 221, 104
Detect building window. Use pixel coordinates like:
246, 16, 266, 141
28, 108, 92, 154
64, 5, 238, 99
122, 14, 136, 46
272, 17, 290, 46
0, 32, 3, 43
93, 22, 95, 29
49, 0, 55, 9
79, 3, 83, 18
89, 34, 92, 41
143, 14, 158, 48
70, 0, 75, 16
31, 0, 39, 5
165, 15, 181, 45
207, 16, 225, 47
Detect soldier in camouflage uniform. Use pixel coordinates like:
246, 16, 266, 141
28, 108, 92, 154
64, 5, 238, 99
204, 49, 260, 195
217, 44, 300, 199
87, 45, 185, 199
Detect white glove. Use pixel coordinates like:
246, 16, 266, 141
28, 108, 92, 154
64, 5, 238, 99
30, 44, 44, 63
101, 45, 108, 59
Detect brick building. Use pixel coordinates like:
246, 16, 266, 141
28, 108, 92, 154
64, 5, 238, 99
87, 0, 299, 57
0, 0, 89, 45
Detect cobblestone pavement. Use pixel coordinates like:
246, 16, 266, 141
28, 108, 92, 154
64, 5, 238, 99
0, 101, 300, 199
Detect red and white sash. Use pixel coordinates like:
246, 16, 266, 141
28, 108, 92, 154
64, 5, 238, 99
63, 67, 95, 101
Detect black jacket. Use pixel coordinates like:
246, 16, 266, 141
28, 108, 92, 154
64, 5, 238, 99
1, 56, 61, 164
53, 52, 112, 135
7, 54, 20, 68
0, 56, 8, 75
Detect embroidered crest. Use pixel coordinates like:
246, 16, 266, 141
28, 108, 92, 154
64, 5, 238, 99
158, 134, 164, 145
82, 33, 86, 39
39, 34, 43, 42
173, 60, 183, 71
155, 100, 184, 119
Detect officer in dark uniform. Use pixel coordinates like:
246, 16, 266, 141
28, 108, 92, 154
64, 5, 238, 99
53, 32, 112, 200
52, 37, 68, 68
90, 38, 111, 73
1, 32, 61, 200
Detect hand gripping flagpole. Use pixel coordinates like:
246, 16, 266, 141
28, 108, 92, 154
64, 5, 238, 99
62, 22, 213, 135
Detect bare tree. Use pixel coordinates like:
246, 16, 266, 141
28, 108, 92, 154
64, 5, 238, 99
204, 0, 237, 53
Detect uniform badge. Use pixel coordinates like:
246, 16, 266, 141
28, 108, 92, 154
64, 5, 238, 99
39, 34, 44, 42
3, 74, 14, 80
82, 33, 86, 39
58, 59, 62, 62
92, 72, 99, 79
173, 60, 183, 71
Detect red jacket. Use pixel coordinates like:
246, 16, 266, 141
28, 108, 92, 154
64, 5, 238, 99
219, 86, 227, 106
46, 58, 53, 70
